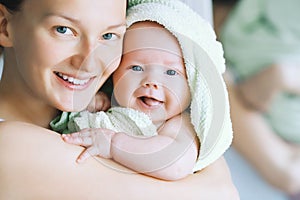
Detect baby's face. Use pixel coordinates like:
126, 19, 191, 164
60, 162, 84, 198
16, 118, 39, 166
112, 21, 191, 124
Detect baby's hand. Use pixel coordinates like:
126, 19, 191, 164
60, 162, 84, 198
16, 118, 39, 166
86, 91, 111, 112
62, 128, 116, 163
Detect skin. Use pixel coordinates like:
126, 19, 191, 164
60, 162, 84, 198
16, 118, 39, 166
0, 121, 239, 200
0, 0, 240, 199
63, 22, 198, 181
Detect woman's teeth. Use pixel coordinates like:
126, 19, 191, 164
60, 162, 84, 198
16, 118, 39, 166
57, 72, 89, 85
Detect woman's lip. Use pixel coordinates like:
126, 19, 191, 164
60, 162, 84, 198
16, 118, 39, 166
54, 72, 94, 90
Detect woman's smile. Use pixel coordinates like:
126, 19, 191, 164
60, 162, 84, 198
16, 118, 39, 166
54, 71, 95, 90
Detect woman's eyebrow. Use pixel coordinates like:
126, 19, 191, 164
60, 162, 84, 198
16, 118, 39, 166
43, 13, 126, 30
106, 23, 127, 30
43, 13, 82, 24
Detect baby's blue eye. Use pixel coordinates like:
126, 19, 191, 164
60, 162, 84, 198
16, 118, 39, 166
131, 65, 143, 71
102, 33, 117, 40
56, 26, 72, 35
166, 69, 178, 76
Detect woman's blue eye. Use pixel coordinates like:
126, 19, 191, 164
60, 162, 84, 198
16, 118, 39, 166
131, 65, 143, 71
56, 26, 73, 35
102, 33, 117, 40
166, 69, 178, 76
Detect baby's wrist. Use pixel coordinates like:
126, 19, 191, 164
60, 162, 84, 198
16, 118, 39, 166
106, 130, 116, 159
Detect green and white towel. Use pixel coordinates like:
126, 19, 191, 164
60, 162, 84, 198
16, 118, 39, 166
50, 107, 157, 137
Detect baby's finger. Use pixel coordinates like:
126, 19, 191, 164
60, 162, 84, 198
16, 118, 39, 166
77, 146, 99, 163
62, 132, 93, 146
61, 129, 90, 138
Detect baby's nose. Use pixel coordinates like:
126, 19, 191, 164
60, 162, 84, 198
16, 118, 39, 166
143, 81, 159, 89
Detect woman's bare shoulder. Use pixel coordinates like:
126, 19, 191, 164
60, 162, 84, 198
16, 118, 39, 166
0, 120, 51, 132
0, 121, 48, 138
0, 121, 129, 199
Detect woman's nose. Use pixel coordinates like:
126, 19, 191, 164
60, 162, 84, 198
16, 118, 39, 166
71, 37, 99, 71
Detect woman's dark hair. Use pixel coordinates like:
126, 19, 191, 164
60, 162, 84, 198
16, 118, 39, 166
0, 0, 24, 12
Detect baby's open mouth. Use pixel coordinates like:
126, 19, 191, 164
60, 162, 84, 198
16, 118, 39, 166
139, 96, 163, 107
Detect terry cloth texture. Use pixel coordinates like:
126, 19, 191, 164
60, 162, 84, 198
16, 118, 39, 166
221, 0, 300, 143
50, 107, 157, 136
51, 0, 233, 171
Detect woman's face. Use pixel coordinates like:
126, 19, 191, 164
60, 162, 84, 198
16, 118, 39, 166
5, 0, 126, 111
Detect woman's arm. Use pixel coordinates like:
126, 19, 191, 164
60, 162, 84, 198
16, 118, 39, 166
0, 121, 239, 200
227, 79, 300, 195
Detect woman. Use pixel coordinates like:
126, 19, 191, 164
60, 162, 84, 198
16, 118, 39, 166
0, 0, 239, 199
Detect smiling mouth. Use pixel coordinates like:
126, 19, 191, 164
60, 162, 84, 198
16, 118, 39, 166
139, 96, 163, 107
55, 72, 90, 86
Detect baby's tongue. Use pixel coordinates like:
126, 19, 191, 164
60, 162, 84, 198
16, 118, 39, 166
143, 97, 161, 106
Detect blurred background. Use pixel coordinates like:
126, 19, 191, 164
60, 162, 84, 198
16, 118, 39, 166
213, 0, 300, 199
180, 0, 300, 199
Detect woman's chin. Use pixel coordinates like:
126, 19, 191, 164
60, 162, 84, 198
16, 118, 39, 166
55, 102, 88, 112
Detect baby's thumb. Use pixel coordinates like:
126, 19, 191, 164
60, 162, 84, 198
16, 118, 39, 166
77, 147, 97, 163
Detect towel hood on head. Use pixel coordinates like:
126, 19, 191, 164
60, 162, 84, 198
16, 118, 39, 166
127, 0, 233, 171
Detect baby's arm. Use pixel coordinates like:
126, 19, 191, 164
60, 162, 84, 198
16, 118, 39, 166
111, 112, 199, 180
63, 112, 199, 181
